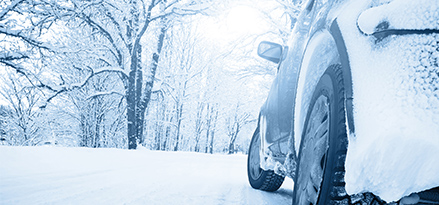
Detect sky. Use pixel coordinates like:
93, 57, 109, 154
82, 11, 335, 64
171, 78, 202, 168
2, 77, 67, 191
198, 1, 274, 45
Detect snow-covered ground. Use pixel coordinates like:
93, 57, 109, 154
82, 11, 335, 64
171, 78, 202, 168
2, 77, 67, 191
0, 146, 293, 205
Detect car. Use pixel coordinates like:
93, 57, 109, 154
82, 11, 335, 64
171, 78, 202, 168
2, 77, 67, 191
246, 0, 439, 204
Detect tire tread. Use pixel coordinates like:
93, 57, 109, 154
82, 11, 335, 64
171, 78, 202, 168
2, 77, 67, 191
327, 65, 387, 205
247, 129, 285, 192
259, 171, 284, 192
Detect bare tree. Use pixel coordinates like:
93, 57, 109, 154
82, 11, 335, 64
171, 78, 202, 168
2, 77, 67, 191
193, 101, 205, 152
226, 103, 252, 154
154, 18, 206, 151
205, 103, 218, 154
0, 71, 43, 146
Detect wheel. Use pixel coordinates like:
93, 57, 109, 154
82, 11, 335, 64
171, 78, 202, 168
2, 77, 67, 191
247, 128, 285, 192
292, 65, 349, 204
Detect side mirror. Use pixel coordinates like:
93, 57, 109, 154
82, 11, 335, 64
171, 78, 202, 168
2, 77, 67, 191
257, 41, 283, 64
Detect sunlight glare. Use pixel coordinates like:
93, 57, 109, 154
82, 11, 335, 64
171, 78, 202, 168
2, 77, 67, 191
226, 6, 265, 36
199, 4, 268, 44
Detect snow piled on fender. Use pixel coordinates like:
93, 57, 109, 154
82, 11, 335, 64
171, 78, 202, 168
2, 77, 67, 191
338, 0, 439, 202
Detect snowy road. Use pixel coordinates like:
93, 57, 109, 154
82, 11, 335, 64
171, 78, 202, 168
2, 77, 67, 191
0, 146, 293, 204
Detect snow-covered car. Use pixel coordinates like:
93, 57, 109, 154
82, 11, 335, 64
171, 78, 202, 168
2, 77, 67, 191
246, 0, 439, 204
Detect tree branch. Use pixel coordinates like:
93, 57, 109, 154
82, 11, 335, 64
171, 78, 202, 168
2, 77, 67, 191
39, 67, 128, 108
79, 14, 123, 65
87, 91, 125, 100
0, 27, 53, 51
0, 0, 25, 20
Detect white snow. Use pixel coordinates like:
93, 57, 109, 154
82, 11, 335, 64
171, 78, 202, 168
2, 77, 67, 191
0, 146, 293, 204
357, 0, 439, 34
338, 0, 439, 202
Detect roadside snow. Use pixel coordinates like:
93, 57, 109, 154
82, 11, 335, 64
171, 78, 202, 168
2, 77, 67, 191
0, 146, 293, 205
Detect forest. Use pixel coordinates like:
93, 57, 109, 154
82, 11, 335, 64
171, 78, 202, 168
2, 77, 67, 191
0, 0, 301, 153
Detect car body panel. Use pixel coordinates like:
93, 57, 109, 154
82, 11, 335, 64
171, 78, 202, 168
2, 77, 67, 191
259, 0, 338, 170
294, 30, 340, 151
256, 0, 439, 202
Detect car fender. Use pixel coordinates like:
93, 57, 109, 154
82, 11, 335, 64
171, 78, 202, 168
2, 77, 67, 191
293, 29, 342, 152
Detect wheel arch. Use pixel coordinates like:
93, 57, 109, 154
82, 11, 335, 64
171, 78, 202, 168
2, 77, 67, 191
330, 19, 355, 136
293, 19, 354, 152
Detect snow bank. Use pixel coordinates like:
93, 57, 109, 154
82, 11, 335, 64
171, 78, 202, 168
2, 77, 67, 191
0, 146, 293, 204
339, 0, 439, 202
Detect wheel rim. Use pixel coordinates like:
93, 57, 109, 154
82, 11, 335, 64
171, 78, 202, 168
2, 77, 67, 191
249, 132, 263, 179
296, 95, 330, 205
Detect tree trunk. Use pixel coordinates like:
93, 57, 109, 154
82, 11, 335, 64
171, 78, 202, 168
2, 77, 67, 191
174, 103, 183, 151
228, 143, 234, 155
228, 124, 240, 154
164, 125, 170, 151
127, 20, 166, 149
208, 108, 218, 154
208, 128, 215, 154
194, 102, 204, 152
127, 70, 137, 149
204, 104, 211, 153
174, 79, 188, 152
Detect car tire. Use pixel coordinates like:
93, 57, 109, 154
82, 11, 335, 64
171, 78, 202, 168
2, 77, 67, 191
292, 64, 350, 204
247, 128, 285, 192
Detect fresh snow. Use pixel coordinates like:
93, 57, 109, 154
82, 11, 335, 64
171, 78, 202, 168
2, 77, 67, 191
338, 0, 439, 202
357, 0, 439, 34
0, 146, 293, 204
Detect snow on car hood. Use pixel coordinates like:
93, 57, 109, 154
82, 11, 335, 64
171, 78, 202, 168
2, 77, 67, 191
357, 0, 439, 34
338, 0, 439, 202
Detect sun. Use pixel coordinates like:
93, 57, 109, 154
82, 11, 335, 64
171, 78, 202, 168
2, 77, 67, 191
226, 6, 266, 36
197, 4, 269, 45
